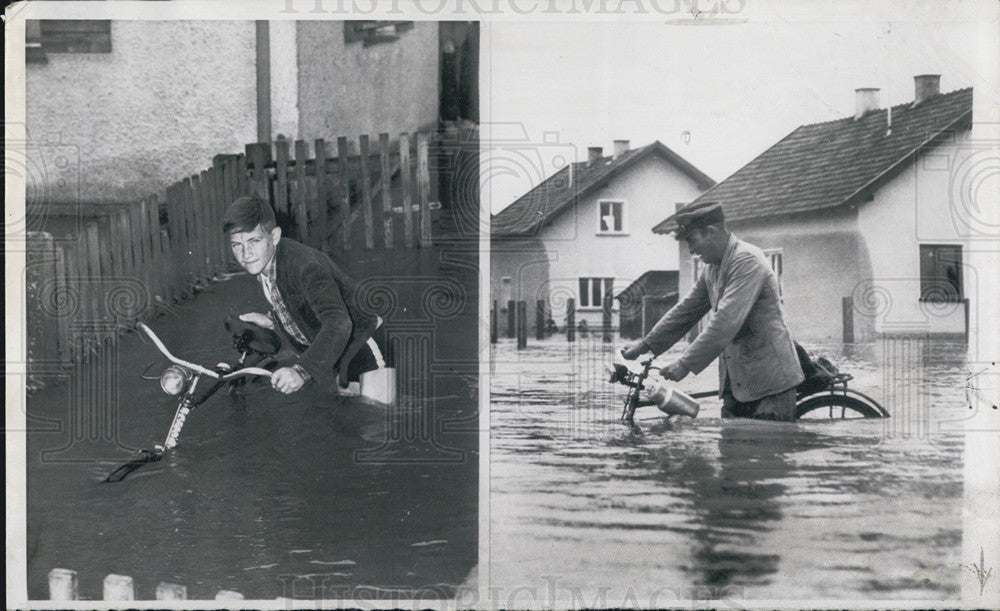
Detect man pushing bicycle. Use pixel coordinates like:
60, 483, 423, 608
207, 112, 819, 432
621, 202, 804, 421
223, 196, 386, 395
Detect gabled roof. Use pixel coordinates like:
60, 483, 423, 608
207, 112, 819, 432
653, 87, 973, 233
492, 141, 715, 237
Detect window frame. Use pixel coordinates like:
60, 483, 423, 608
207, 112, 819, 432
918, 244, 963, 302
763, 248, 784, 301
578, 277, 615, 309
596, 199, 627, 236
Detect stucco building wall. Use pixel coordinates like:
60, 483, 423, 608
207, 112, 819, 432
491, 237, 550, 335
856, 132, 970, 336
296, 21, 439, 144
26, 21, 258, 204
541, 154, 705, 329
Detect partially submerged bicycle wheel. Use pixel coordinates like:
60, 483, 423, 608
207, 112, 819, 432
795, 391, 890, 420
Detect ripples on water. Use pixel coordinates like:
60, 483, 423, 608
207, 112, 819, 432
26, 279, 477, 600
490, 336, 965, 602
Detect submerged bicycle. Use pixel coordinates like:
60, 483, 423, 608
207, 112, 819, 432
608, 344, 890, 425
103, 317, 280, 482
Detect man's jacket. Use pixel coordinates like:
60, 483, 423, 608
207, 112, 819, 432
271, 238, 378, 387
642, 234, 804, 402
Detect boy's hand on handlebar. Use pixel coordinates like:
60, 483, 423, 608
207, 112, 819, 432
271, 367, 306, 394
239, 312, 274, 330
659, 359, 690, 382
621, 341, 648, 361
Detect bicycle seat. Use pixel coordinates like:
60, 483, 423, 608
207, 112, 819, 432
224, 315, 282, 356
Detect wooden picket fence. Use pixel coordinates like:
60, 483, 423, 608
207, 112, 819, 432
246, 132, 435, 252
24, 132, 436, 379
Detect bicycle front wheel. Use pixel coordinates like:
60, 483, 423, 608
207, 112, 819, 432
795, 393, 885, 420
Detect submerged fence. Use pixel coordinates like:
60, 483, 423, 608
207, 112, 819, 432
25, 132, 437, 378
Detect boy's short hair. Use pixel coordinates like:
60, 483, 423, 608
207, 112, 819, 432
222, 196, 277, 234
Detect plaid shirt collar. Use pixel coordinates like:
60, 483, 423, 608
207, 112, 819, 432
257, 249, 311, 348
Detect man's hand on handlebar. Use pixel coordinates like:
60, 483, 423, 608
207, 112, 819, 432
659, 359, 690, 382
239, 312, 275, 330
621, 340, 649, 361
271, 367, 306, 394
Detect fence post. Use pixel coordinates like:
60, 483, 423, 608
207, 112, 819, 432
536, 299, 545, 340
314, 138, 330, 253
399, 133, 414, 248
517, 300, 527, 349
506, 299, 515, 338
491, 300, 498, 344
358, 135, 375, 250
379, 133, 394, 248
337, 136, 352, 250
84, 222, 104, 331
602, 292, 613, 343
236, 152, 249, 196
103, 574, 134, 600
181, 177, 197, 290
567, 298, 576, 342
273, 138, 290, 221
190, 173, 207, 284
48, 568, 78, 601
417, 132, 432, 247
293, 140, 310, 246
54, 243, 70, 365
247, 142, 270, 200
842, 296, 854, 344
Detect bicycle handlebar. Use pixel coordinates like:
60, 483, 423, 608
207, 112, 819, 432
137, 322, 273, 381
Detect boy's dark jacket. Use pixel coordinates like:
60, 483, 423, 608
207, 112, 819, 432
271, 238, 377, 386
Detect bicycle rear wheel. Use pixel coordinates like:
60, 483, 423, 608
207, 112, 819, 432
795, 393, 885, 420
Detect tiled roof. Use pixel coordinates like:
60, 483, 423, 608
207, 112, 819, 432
492, 141, 714, 237
652, 88, 973, 233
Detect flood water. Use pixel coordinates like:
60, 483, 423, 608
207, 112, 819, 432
489, 336, 967, 604
25, 274, 477, 601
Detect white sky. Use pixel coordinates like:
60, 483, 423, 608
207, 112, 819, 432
483, 4, 988, 213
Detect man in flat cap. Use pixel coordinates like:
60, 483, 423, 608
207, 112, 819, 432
622, 202, 804, 421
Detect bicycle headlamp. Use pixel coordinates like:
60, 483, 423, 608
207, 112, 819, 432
160, 365, 192, 395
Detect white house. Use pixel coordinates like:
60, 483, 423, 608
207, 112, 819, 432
492, 140, 714, 335
654, 76, 974, 342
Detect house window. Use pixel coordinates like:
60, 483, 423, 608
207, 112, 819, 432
764, 249, 783, 298
34, 20, 112, 54
919, 244, 962, 301
344, 21, 414, 46
598, 200, 625, 234
579, 277, 614, 308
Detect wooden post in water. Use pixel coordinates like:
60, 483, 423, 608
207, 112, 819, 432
536, 299, 545, 340
48, 568, 78, 600
567, 298, 576, 342
517, 300, 527, 349
506, 299, 515, 339
490, 300, 498, 344
358, 135, 375, 250
842, 296, 854, 344
602, 292, 613, 343
156, 582, 187, 600
103, 574, 134, 600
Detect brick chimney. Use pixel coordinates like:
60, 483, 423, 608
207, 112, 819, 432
854, 88, 880, 120
587, 146, 603, 165
613, 140, 630, 159
914, 74, 940, 105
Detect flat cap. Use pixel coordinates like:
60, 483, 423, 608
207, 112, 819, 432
674, 202, 725, 239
